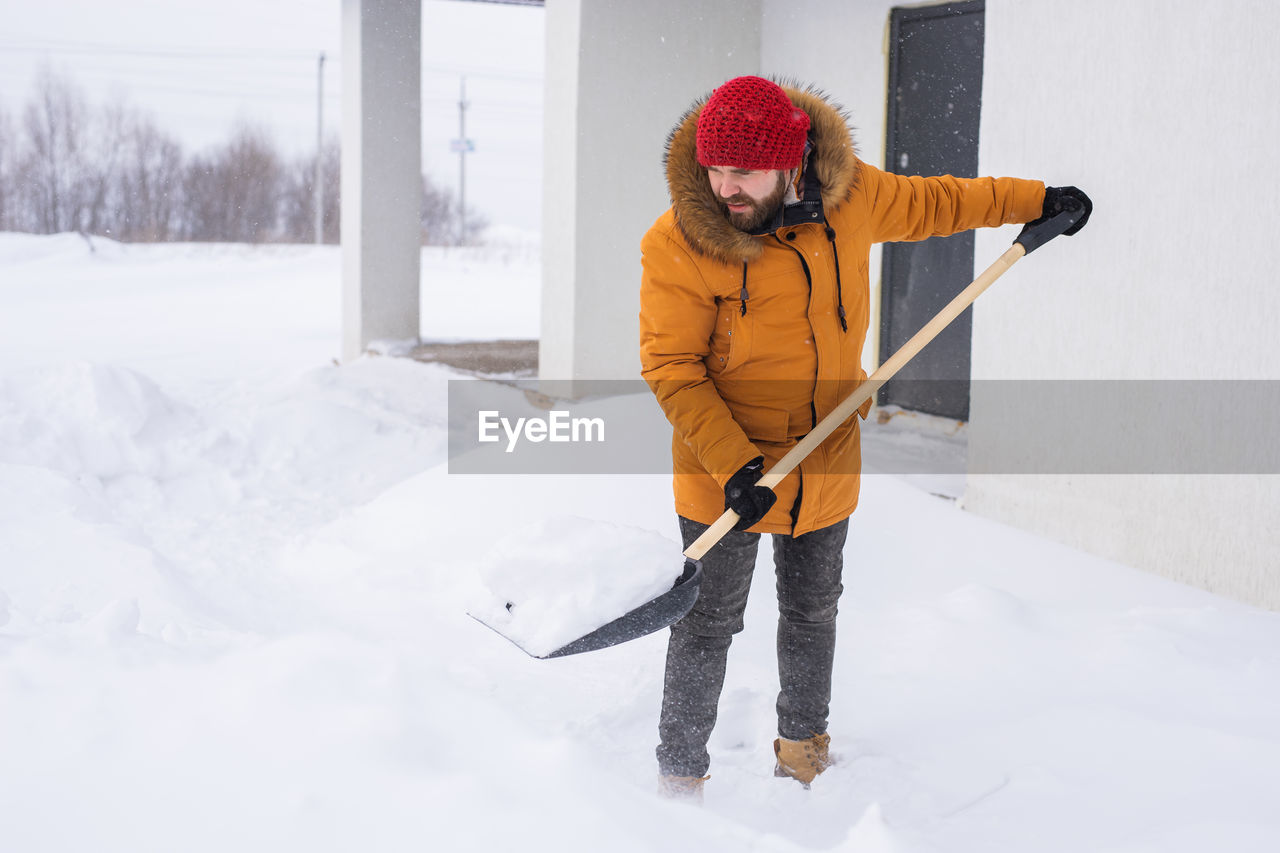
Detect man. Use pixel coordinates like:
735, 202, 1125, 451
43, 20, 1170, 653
639, 76, 1090, 797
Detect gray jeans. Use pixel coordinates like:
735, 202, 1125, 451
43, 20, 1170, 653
656, 515, 848, 778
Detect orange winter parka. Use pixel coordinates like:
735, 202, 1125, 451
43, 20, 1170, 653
639, 83, 1045, 536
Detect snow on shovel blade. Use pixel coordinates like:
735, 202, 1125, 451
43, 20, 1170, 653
473, 560, 701, 659
468, 516, 702, 659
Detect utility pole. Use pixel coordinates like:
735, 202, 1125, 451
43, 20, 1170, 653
314, 52, 326, 245
457, 75, 468, 246
448, 77, 475, 246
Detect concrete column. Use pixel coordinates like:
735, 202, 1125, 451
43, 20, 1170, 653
541, 0, 762, 381
342, 0, 421, 362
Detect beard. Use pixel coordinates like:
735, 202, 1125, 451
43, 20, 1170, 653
720, 171, 789, 232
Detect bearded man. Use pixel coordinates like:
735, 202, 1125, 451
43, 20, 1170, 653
639, 76, 1090, 798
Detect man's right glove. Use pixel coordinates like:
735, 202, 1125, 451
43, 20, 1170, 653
1040, 186, 1092, 235
723, 456, 777, 531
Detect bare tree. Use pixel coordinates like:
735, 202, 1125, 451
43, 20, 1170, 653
80, 98, 131, 237
420, 173, 487, 246
182, 124, 284, 242
113, 112, 184, 241
19, 67, 94, 234
0, 103, 13, 230
280, 135, 340, 243
179, 153, 217, 241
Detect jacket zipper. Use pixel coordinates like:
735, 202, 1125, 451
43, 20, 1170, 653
776, 234, 820, 433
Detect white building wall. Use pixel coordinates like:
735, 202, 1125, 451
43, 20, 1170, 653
969, 0, 1280, 608
541, 0, 763, 381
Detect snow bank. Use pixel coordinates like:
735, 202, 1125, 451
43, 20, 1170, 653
0, 362, 197, 478
2, 233, 1280, 853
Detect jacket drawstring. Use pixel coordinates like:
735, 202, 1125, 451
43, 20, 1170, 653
739, 261, 749, 316
824, 226, 848, 332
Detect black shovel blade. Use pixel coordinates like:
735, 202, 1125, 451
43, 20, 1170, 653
473, 559, 703, 660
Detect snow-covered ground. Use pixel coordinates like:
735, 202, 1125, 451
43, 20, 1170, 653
2, 233, 1278, 852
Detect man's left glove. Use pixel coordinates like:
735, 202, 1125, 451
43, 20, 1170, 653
1040, 186, 1092, 235
724, 456, 777, 531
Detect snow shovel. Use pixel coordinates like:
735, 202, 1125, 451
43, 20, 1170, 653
477, 200, 1084, 660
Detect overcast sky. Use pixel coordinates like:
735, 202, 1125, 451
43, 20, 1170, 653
0, 0, 545, 232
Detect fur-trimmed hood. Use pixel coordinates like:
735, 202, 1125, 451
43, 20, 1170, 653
663, 81, 860, 265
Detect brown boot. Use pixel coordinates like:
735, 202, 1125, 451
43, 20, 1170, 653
773, 733, 831, 787
658, 774, 709, 802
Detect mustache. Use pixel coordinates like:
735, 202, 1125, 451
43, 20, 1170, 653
720, 194, 755, 207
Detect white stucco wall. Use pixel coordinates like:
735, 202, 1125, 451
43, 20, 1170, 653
969, 0, 1280, 608
541, 0, 763, 381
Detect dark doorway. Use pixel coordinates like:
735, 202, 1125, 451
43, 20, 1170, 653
879, 1, 985, 420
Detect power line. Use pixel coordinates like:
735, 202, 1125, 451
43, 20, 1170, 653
0, 41, 544, 83
421, 63, 541, 82
0, 40, 321, 62
0, 64, 333, 89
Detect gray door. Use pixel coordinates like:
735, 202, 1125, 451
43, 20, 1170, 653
879, 1, 985, 420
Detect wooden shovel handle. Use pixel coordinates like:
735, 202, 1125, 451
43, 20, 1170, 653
683, 243, 1027, 562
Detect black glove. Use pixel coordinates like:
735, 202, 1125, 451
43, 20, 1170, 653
1039, 186, 1092, 235
723, 456, 777, 531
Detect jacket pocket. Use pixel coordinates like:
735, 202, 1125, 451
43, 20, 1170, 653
706, 301, 752, 375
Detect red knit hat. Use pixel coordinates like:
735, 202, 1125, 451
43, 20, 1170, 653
696, 76, 810, 171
